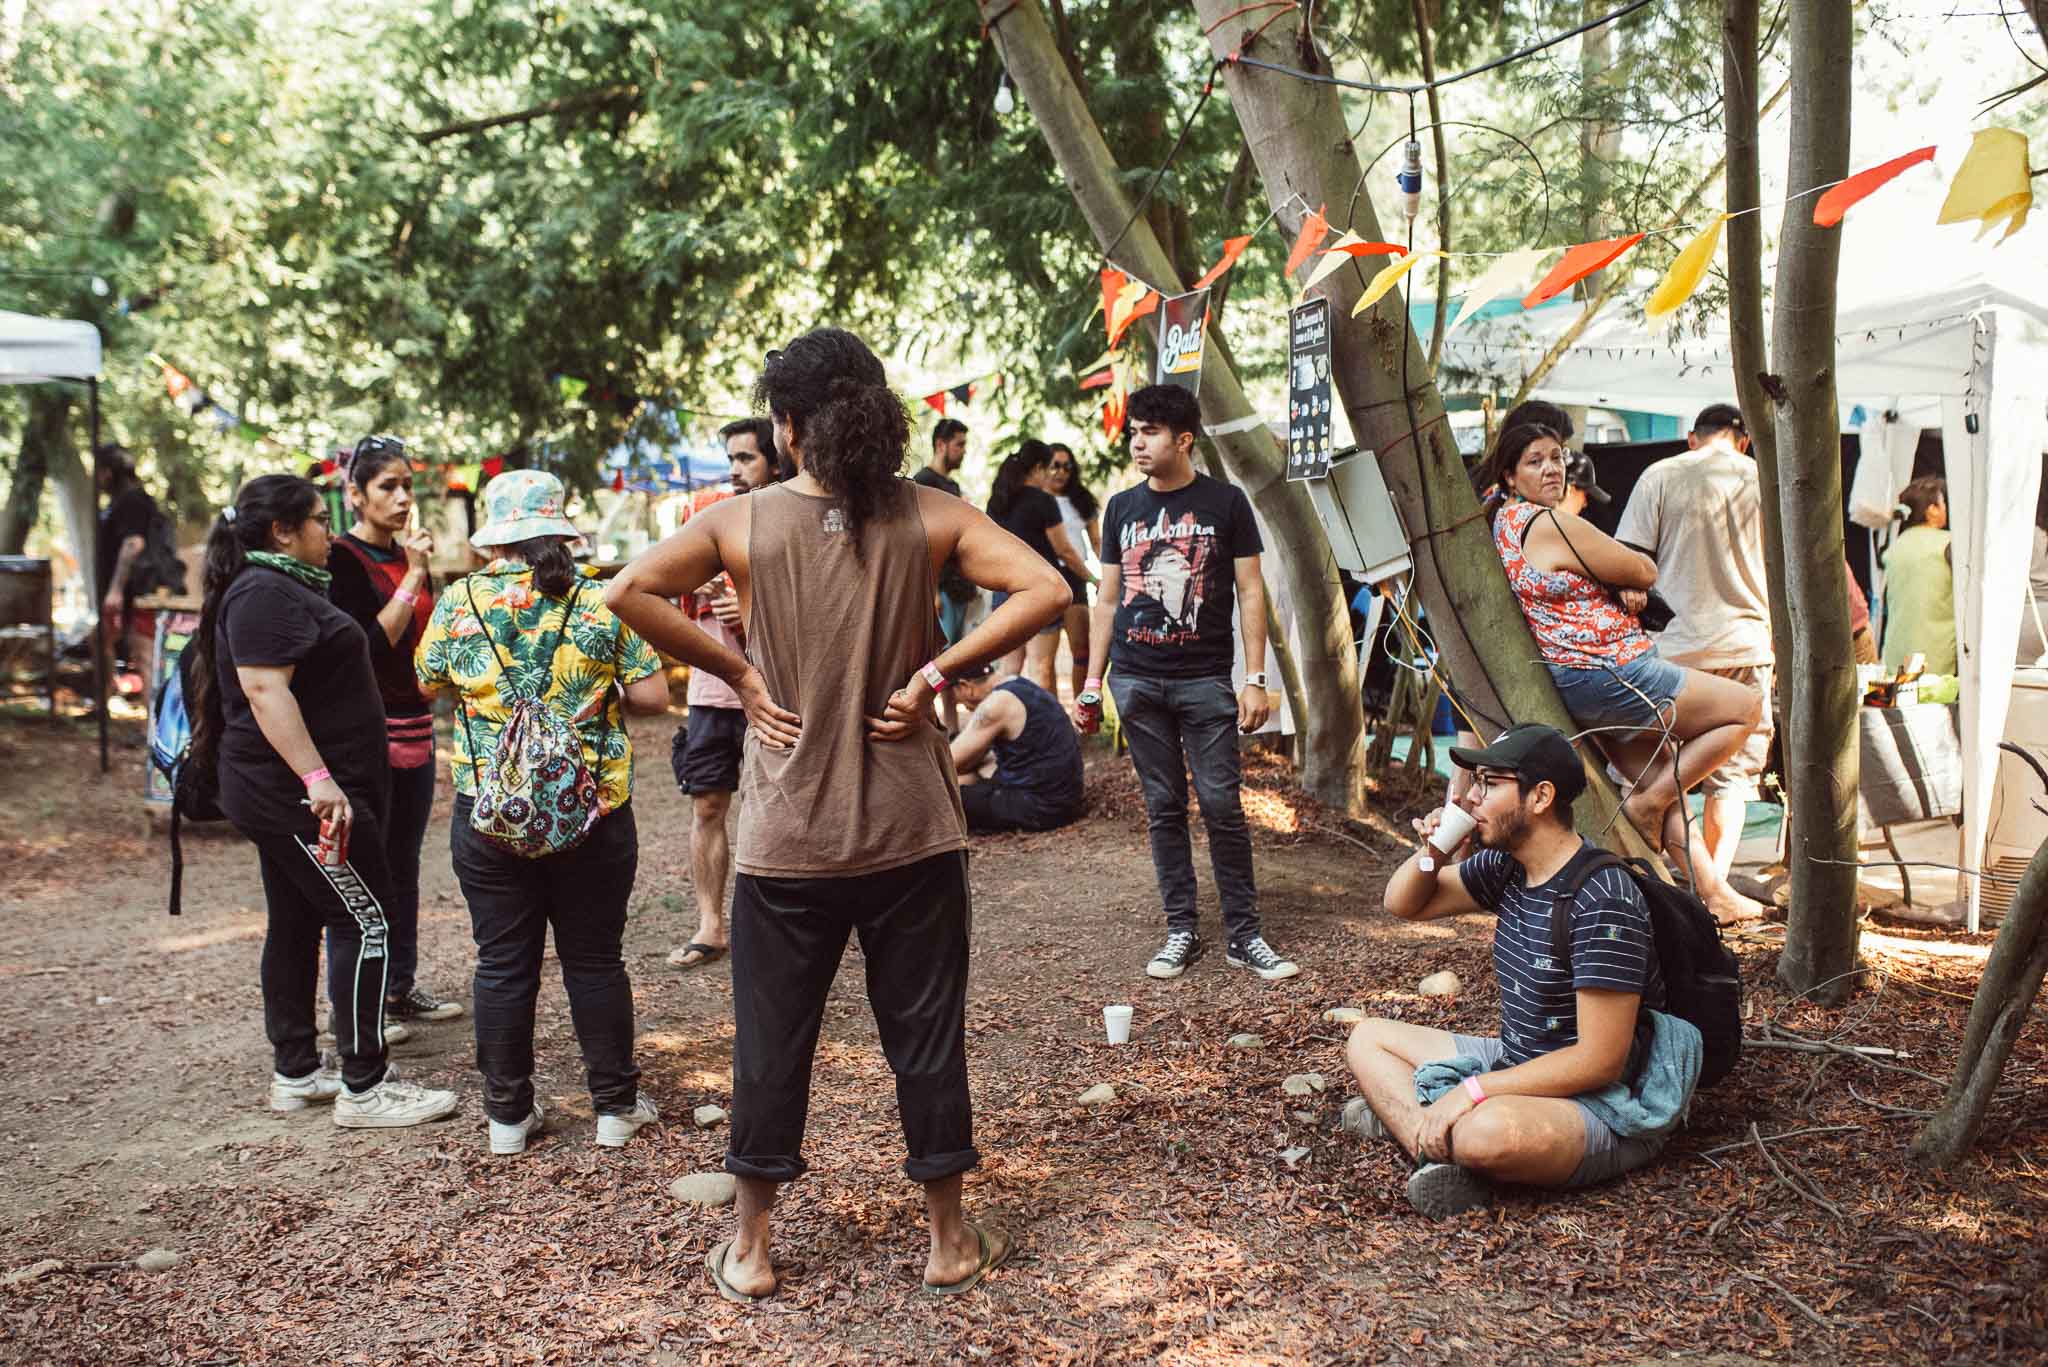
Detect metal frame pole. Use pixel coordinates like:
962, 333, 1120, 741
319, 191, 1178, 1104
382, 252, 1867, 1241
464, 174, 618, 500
90, 375, 107, 773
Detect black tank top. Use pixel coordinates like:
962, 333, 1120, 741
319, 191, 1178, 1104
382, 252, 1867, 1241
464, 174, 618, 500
991, 678, 1084, 812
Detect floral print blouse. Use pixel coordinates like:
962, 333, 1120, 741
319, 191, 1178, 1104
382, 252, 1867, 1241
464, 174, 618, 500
1493, 499, 1652, 671
415, 561, 663, 812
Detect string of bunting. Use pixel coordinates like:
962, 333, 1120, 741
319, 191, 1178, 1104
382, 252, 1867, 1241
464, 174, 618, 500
916, 370, 1004, 415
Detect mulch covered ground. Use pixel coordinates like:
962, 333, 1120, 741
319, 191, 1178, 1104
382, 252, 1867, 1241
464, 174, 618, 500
0, 709, 2043, 1363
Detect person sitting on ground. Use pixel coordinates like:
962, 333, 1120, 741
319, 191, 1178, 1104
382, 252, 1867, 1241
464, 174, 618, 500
1880, 475, 1957, 676
1345, 723, 1700, 1218
1483, 421, 1763, 923
948, 661, 1085, 834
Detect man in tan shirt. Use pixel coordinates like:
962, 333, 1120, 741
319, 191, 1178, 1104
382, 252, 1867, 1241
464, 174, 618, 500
1613, 404, 1772, 880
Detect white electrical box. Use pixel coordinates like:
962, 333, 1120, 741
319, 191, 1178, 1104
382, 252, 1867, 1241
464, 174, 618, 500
1307, 446, 1413, 586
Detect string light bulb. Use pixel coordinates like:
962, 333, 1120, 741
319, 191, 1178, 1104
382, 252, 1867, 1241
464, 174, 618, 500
1396, 139, 1423, 222
994, 73, 1015, 116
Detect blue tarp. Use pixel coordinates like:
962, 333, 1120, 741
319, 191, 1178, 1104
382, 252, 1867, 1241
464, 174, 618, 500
605, 406, 731, 489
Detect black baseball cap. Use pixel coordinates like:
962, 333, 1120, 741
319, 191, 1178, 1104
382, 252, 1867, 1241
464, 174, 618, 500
1448, 723, 1586, 805
1565, 452, 1610, 505
1692, 402, 1746, 437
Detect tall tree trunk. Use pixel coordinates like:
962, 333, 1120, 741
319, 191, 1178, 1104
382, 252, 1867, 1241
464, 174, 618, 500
0, 389, 72, 556
1769, 0, 1861, 999
1723, 0, 1789, 652
981, 0, 1367, 815
1575, 1, 1623, 300
1191, 0, 1655, 855
1914, 833, 2048, 1166
1409, 0, 1450, 373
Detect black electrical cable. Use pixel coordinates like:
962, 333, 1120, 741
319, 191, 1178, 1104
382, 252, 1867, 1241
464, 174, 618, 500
1099, 60, 1226, 266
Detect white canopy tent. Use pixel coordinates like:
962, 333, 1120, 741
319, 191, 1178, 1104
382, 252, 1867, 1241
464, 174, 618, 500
1442, 278, 2048, 930
0, 310, 109, 768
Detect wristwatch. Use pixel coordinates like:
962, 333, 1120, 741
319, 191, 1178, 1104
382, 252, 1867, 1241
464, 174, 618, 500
1244, 672, 1268, 688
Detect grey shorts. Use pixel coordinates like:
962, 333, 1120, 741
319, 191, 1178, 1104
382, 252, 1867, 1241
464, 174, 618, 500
1449, 1034, 1669, 1188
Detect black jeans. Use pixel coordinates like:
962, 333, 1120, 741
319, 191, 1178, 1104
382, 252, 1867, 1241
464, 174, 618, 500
450, 796, 641, 1125
726, 850, 977, 1185
1107, 671, 1259, 945
959, 780, 1082, 834
243, 808, 393, 1092
381, 760, 436, 996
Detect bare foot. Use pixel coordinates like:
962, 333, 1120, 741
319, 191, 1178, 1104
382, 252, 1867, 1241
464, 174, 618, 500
924, 1219, 1007, 1289
1707, 889, 1766, 926
1620, 791, 1668, 843
720, 1236, 778, 1299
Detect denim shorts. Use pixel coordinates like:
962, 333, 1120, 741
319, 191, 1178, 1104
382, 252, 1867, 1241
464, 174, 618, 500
1451, 1033, 1668, 1187
1546, 650, 1686, 731
990, 589, 1061, 636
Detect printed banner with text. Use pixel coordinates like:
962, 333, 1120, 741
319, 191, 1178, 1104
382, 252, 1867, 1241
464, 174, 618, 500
1153, 288, 1211, 394
1286, 298, 1334, 482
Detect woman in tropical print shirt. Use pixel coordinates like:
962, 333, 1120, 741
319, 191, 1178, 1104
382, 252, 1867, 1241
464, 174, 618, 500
416, 470, 671, 1156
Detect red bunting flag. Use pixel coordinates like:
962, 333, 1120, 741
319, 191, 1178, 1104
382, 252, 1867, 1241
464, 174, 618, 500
612, 471, 625, 492
1078, 368, 1114, 390
1814, 145, 1937, 227
1522, 233, 1646, 307
481, 455, 505, 479
1283, 205, 1330, 279
923, 391, 947, 414
1102, 388, 1128, 438
1329, 239, 1407, 258
1191, 235, 1253, 290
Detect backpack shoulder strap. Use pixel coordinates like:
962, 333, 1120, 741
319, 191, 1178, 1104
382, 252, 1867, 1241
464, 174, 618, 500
461, 576, 516, 675
1549, 846, 1630, 968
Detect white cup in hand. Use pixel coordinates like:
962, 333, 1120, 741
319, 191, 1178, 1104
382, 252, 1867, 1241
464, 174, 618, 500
1429, 801, 1477, 854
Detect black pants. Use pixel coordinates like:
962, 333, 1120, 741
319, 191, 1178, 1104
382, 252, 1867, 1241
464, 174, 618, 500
381, 760, 436, 996
451, 796, 641, 1125
244, 809, 393, 1092
960, 780, 1082, 834
727, 850, 976, 1185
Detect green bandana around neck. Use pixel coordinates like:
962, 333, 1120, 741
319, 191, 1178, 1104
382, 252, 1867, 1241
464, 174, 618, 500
246, 549, 333, 591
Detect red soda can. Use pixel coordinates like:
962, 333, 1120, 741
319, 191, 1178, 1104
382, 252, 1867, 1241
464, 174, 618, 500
1074, 690, 1103, 736
316, 814, 349, 868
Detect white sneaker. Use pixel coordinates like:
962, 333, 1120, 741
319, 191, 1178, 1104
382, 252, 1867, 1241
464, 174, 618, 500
270, 1065, 343, 1112
594, 1095, 658, 1148
333, 1074, 461, 1129
316, 1021, 411, 1050
488, 1102, 546, 1156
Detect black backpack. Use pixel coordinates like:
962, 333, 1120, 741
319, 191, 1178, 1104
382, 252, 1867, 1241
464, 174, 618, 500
1551, 851, 1744, 1089
149, 646, 223, 917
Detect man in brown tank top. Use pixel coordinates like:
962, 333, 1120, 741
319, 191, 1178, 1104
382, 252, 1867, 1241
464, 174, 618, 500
607, 328, 1069, 1302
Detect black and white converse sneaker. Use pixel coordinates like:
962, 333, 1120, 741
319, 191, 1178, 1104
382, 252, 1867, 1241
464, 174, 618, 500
1225, 935, 1300, 980
387, 986, 465, 1023
1145, 931, 1204, 980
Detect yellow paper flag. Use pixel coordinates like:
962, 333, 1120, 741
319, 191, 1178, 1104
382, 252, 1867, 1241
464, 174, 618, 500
1937, 127, 2033, 244
1351, 251, 1436, 317
1644, 214, 1730, 322
1106, 280, 1157, 348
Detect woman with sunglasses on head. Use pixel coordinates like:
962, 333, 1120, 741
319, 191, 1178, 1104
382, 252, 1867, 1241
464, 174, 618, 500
327, 435, 464, 1028
1482, 423, 1763, 924
1045, 442, 1102, 700
987, 441, 1089, 693
184, 474, 462, 1128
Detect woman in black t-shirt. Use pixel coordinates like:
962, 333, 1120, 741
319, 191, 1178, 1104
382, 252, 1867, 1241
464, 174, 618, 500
986, 441, 1090, 691
184, 474, 458, 1131
327, 435, 462, 1027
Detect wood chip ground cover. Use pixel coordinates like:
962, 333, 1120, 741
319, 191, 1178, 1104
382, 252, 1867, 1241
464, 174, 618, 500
0, 713, 2041, 1363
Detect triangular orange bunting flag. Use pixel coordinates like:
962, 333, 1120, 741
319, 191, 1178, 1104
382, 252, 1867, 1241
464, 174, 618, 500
1815, 146, 1936, 227
1522, 233, 1647, 306
1283, 205, 1330, 279
1105, 281, 1158, 348
1098, 268, 1127, 331
1192, 235, 1252, 290
923, 392, 946, 414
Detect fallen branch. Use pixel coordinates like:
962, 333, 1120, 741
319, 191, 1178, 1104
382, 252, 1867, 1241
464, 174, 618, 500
1759, 1025, 1947, 1085
1751, 1121, 1843, 1220
1737, 1269, 1834, 1333
1846, 1082, 1934, 1118
1698, 1123, 1864, 1158
1745, 1037, 1904, 1058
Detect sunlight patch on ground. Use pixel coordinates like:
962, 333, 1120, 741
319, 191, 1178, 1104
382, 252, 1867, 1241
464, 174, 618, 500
1240, 788, 1301, 834
1862, 930, 1994, 963
157, 916, 266, 952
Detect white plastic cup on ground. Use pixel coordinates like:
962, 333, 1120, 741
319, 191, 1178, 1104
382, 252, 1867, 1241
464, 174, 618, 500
1103, 1004, 1134, 1045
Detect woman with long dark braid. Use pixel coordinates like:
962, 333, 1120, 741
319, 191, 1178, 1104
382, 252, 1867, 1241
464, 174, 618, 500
185, 475, 460, 1128
327, 434, 463, 1026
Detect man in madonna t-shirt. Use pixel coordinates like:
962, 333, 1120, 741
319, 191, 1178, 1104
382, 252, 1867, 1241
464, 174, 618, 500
1075, 384, 1299, 983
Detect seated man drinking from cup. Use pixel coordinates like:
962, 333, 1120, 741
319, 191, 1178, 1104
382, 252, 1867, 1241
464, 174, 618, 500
1343, 723, 1701, 1218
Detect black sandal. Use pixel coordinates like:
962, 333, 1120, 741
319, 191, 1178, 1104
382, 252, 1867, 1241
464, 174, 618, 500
668, 942, 728, 968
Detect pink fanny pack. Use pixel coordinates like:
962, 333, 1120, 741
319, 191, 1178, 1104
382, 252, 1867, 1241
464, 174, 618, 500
389, 715, 435, 771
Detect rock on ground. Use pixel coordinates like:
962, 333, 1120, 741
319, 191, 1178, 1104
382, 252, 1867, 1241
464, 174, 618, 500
1418, 970, 1462, 997
2, 1259, 64, 1286
1078, 1083, 1118, 1107
692, 1105, 728, 1129
669, 1173, 738, 1208
1322, 1007, 1364, 1024
1281, 1072, 1328, 1097
1226, 1033, 1264, 1049
134, 1249, 180, 1274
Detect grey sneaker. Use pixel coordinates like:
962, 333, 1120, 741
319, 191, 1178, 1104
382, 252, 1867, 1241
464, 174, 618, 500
270, 1065, 343, 1112
317, 1021, 411, 1050
1340, 1096, 1389, 1143
387, 987, 465, 1023
1226, 935, 1300, 981
1146, 931, 1204, 980
333, 1075, 460, 1130
489, 1103, 546, 1156
594, 1095, 659, 1148
1407, 1161, 1493, 1218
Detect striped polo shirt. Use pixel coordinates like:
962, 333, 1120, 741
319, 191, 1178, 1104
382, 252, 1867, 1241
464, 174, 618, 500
1458, 843, 1664, 1066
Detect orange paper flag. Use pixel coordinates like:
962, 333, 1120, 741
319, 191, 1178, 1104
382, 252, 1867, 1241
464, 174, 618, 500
1283, 205, 1330, 279
923, 392, 946, 414
1522, 233, 1647, 307
1815, 146, 1936, 227
1106, 281, 1158, 348
1079, 369, 1114, 391
1098, 268, 1127, 330
1192, 235, 1253, 290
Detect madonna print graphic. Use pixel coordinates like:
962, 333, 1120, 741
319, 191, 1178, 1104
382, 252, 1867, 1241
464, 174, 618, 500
1118, 509, 1221, 648
1101, 475, 1262, 679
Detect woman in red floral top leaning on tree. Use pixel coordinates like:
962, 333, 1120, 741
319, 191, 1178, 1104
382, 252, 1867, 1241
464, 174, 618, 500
1482, 422, 1763, 923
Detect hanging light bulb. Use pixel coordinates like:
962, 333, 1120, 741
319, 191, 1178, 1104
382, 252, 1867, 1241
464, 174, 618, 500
994, 73, 1015, 116
1396, 139, 1423, 222
90, 275, 110, 297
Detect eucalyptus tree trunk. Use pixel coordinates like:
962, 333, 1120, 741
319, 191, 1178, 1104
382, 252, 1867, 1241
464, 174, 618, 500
978, 0, 1366, 815
1767, 0, 1861, 999
0, 389, 71, 556
1189, 0, 1655, 856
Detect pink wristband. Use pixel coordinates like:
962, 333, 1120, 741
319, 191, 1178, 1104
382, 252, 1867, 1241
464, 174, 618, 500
1084, 676, 1102, 690
919, 660, 947, 691
299, 767, 332, 787
1463, 1075, 1488, 1104
392, 587, 421, 608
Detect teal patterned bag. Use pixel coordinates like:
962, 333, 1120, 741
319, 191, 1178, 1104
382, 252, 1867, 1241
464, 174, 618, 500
458, 579, 607, 858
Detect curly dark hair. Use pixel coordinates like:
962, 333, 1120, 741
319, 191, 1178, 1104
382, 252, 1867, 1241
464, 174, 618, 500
753, 328, 908, 560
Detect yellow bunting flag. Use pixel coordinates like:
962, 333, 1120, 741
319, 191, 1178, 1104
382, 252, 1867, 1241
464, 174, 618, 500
1644, 214, 1730, 323
1106, 279, 1158, 348
1937, 127, 2033, 244
1350, 251, 1437, 317
1447, 247, 1549, 333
